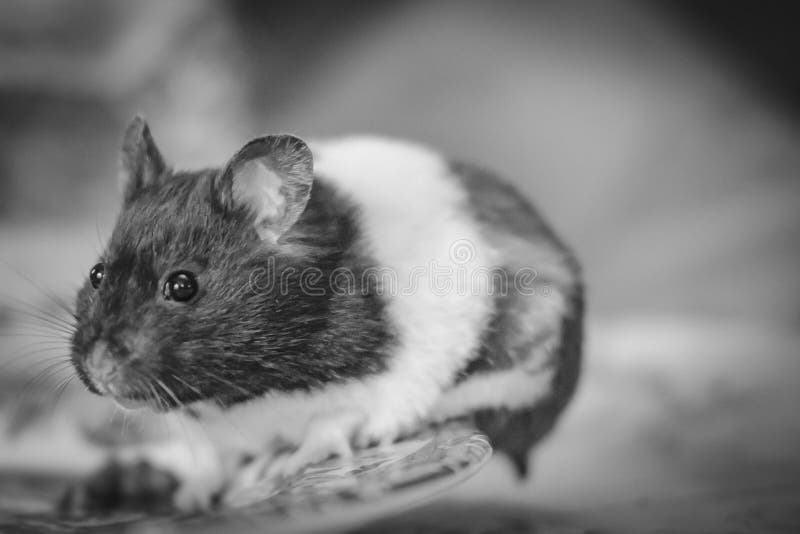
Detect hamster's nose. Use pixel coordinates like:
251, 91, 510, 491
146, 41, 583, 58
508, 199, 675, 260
85, 340, 119, 394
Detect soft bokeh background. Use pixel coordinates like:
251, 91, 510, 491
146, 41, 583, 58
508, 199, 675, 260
1, 1, 798, 532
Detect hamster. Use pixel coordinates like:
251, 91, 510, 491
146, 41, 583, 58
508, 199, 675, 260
64, 116, 583, 512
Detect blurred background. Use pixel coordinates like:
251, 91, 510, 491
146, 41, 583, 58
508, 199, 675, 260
1, 1, 798, 532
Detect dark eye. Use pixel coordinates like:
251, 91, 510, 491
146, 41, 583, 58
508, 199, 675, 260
163, 271, 198, 302
89, 263, 105, 289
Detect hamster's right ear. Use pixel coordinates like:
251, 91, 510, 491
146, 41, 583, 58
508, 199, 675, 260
212, 135, 313, 244
119, 116, 167, 205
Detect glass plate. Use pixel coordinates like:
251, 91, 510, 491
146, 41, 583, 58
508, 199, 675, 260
0, 426, 492, 533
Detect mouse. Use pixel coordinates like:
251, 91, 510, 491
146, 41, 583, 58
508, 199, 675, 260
61, 116, 583, 514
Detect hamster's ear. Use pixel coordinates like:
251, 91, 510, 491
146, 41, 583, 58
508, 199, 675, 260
119, 116, 167, 205
213, 135, 313, 243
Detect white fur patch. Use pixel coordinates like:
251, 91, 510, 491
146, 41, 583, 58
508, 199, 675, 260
431, 368, 555, 421
193, 137, 497, 448
309, 137, 497, 436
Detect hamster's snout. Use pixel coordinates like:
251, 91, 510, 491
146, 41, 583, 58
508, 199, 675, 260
81, 333, 158, 409
84, 340, 119, 395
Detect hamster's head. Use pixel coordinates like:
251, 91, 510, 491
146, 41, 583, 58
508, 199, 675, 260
70, 116, 318, 410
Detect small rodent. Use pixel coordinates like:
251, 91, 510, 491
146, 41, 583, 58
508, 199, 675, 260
65, 116, 583, 512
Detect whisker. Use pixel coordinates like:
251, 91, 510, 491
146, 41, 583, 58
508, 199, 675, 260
9, 359, 73, 420
108, 403, 124, 440
120, 408, 130, 441
2, 341, 70, 357
129, 376, 159, 425
144, 380, 174, 439
153, 378, 201, 465
8, 299, 77, 330
0, 337, 70, 349
1, 293, 77, 329
44, 374, 77, 419
200, 368, 257, 399
145, 380, 167, 413
29, 360, 73, 386
0, 263, 78, 320
0, 350, 71, 376
0, 329, 71, 341
154, 378, 183, 409
4, 321, 74, 339
191, 369, 260, 443
170, 373, 202, 396
0, 356, 70, 382
6, 311, 76, 335
2, 324, 74, 344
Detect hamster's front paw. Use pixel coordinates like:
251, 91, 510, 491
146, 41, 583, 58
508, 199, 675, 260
265, 410, 366, 481
352, 400, 425, 449
58, 459, 180, 517
353, 411, 410, 449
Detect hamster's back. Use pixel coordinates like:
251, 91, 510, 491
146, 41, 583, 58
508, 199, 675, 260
312, 137, 583, 475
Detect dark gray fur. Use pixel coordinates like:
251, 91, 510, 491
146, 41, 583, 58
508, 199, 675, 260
451, 162, 584, 477
71, 126, 394, 408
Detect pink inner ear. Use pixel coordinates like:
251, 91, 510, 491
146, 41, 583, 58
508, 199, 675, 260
220, 134, 314, 243
232, 159, 288, 230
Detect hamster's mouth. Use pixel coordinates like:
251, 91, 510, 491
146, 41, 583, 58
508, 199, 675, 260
112, 385, 192, 413
89, 379, 153, 411
111, 391, 180, 412
101, 384, 168, 412
84, 366, 178, 412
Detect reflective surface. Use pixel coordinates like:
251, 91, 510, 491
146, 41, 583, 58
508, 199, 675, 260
0, 428, 492, 533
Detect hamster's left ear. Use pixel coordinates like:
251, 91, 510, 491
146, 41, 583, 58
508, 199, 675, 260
119, 115, 167, 205
213, 135, 313, 243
